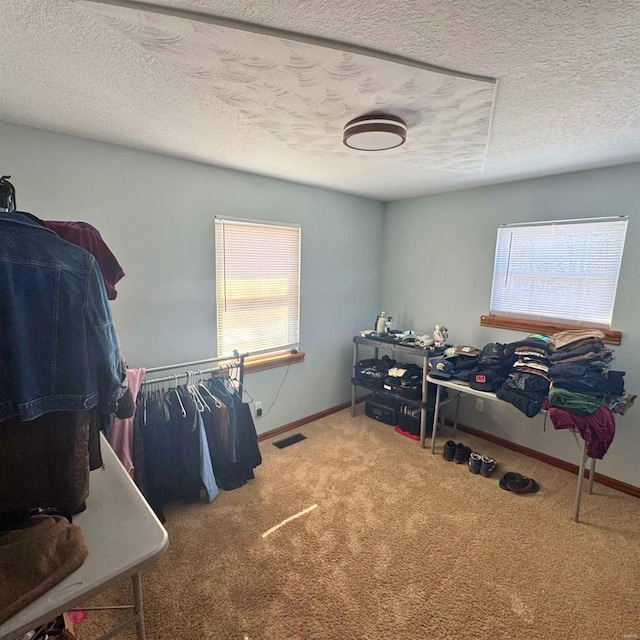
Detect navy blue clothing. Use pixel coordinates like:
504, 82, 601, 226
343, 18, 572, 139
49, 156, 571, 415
0, 211, 126, 422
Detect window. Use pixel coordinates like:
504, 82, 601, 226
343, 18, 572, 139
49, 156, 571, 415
489, 217, 628, 328
215, 217, 301, 357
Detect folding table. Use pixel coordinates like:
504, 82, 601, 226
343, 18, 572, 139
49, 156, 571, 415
0, 435, 168, 640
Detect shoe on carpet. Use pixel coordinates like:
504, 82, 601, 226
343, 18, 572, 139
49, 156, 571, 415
443, 440, 457, 461
507, 476, 540, 494
480, 456, 497, 477
453, 443, 472, 464
468, 452, 482, 474
499, 472, 521, 491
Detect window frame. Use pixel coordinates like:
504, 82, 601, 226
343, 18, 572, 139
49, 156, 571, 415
214, 216, 301, 362
484, 216, 627, 344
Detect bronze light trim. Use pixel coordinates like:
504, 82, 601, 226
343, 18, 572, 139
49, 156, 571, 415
343, 114, 407, 151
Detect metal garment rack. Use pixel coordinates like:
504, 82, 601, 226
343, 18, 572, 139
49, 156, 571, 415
141, 351, 248, 391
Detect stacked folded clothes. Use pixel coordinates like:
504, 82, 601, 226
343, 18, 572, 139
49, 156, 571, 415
547, 329, 625, 412
383, 363, 424, 399
545, 329, 631, 459
354, 355, 396, 388
496, 334, 553, 417
442, 345, 482, 383
424, 330, 634, 462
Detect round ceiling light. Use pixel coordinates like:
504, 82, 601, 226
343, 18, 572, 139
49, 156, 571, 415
343, 114, 407, 151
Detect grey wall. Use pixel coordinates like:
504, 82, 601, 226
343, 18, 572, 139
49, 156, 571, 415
383, 164, 640, 487
0, 121, 384, 434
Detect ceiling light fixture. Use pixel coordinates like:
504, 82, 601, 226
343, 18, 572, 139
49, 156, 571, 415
343, 114, 407, 151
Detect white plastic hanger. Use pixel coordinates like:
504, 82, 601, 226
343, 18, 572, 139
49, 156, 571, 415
197, 370, 223, 409
187, 371, 208, 412
172, 374, 187, 418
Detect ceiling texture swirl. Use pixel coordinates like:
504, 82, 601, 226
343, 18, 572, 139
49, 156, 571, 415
1, 0, 639, 200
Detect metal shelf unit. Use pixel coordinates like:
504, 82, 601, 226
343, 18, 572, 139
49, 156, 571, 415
350, 335, 443, 446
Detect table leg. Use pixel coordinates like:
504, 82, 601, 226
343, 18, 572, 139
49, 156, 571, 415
588, 457, 596, 495
429, 385, 442, 454
351, 342, 357, 417
452, 395, 461, 433
573, 439, 588, 523
132, 572, 146, 640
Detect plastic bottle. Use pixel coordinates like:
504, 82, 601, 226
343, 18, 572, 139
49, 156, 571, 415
375, 312, 387, 333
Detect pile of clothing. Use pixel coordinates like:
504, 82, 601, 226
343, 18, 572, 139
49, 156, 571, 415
426, 330, 635, 462
353, 356, 396, 389
546, 329, 633, 459
428, 345, 482, 383
383, 363, 424, 399
496, 335, 553, 418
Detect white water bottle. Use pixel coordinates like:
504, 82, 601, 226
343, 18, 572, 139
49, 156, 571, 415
375, 312, 387, 333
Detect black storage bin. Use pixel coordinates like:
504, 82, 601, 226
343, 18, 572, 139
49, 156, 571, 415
397, 410, 434, 437
365, 394, 406, 425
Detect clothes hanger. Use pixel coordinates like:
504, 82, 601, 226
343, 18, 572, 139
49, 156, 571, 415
171, 374, 187, 418
187, 371, 208, 412
0, 175, 16, 212
197, 370, 223, 409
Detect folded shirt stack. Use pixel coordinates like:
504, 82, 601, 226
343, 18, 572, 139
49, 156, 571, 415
496, 334, 553, 418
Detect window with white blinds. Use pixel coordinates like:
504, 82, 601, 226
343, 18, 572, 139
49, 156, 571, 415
215, 217, 301, 357
489, 217, 628, 327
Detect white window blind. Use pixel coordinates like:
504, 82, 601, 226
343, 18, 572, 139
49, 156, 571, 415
489, 217, 628, 327
215, 217, 301, 357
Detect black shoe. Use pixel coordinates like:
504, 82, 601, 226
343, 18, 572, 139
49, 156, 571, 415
454, 443, 472, 464
442, 440, 457, 461
468, 452, 482, 473
499, 472, 521, 491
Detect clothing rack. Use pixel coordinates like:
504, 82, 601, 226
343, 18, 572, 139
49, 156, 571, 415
141, 351, 247, 393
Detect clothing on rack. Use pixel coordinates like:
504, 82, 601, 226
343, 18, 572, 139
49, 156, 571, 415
200, 378, 261, 491
133, 359, 260, 521
0, 410, 102, 515
43, 220, 125, 300
0, 210, 128, 422
107, 368, 147, 478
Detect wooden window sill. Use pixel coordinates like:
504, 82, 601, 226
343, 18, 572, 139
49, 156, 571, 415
245, 350, 305, 374
480, 315, 621, 345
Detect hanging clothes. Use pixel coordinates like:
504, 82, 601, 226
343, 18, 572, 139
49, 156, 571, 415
197, 411, 218, 503
107, 367, 146, 478
201, 377, 261, 491
43, 220, 125, 300
139, 389, 175, 523
166, 386, 205, 503
0, 211, 127, 422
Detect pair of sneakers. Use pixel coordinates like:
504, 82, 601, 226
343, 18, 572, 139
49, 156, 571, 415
442, 440, 496, 477
443, 440, 471, 464
469, 452, 497, 477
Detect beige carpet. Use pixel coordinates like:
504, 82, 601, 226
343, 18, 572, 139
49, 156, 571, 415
78, 407, 640, 640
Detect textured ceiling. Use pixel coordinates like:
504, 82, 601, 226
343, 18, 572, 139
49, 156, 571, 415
1, 0, 639, 200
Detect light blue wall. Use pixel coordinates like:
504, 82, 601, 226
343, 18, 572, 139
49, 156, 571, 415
383, 164, 640, 486
4, 119, 637, 486
0, 121, 385, 434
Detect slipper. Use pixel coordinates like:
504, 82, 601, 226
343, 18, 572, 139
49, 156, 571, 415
506, 476, 540, 494
499, 472, 521, 491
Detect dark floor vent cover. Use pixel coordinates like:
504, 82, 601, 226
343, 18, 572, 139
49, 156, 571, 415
273, 433, 306, 449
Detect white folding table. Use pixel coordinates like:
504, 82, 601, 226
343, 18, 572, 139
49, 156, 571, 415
422, 375, 597, 523
0, 435, 168, 640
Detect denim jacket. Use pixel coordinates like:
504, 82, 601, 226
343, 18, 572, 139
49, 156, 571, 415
0, 211, 127, 422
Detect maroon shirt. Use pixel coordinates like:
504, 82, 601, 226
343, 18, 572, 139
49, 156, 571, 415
43, 221, 124, 300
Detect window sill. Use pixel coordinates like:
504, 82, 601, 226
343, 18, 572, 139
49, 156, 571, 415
480, 315, 622, 345
245, 350, 305, 374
